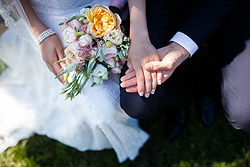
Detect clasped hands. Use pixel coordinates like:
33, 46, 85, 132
120, 42, 190, 97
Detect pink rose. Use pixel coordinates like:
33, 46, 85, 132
68, 19, 82, 31
79, 24, 89, 33
98, 45, 118, 62
78, 34, 92, 47
111, 67, 121, 74
62, 27, 77, 43
107, 58, 116, 68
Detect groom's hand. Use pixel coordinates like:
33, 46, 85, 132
120, 42, 190, 92
145, 42, 190, 84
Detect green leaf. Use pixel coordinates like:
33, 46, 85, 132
91, 82, 96, 87
66, 15, 81, 24
61, 83, 71, 90
99, 46, 108, 63
55, 57, 67, 64
87, 57, 96, 75
60, 90, 68, 95
118, 50, 128, 61
65, 93, 71, 100
55, 63, 77, 79
77, 75, 89, 95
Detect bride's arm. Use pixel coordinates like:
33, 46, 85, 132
121, 0, 160, 97
20, 0, 65, 83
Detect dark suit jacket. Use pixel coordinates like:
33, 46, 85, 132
146, 0, 240, 47
179, 0, 238, 47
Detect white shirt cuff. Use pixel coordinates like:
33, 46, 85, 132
170, 31, 198, 57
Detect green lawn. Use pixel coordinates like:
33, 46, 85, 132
0, 54, 250, 167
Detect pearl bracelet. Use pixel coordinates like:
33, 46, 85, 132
36, 29, 56, 45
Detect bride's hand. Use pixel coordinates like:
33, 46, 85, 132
20, 0, 65, 83
124, 38, 159, 97
40, 34, 65, 83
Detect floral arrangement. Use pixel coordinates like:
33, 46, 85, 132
56, 5, 130, 100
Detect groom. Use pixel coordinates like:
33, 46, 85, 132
121, 0, 250, 136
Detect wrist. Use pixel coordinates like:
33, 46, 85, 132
32, 22, 48, 37
35, 29, 56, 45
170, 42, 190, 60
130, 27, 149, 42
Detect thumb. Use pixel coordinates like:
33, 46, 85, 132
144, 61, 166, 71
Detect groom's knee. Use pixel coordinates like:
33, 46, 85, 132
223, 100, 250, 133
122, 105, 156, 119
120, 92, 162, 119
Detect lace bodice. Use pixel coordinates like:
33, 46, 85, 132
29, 0, 112, 14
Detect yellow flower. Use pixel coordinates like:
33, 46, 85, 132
85, 5, 121, 37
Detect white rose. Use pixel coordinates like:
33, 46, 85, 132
104, 29, 123, 45
79, 34, 92, 47
92, 64, 108, 77
62, 27, 77, 43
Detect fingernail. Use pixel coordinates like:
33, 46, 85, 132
139, 91, 144, 96
158, 80, 162, 85
151, 89, 155, 94
145, 93, 150, 98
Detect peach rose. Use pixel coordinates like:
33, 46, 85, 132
65, 43, 85, 64
85, 5, 121, 37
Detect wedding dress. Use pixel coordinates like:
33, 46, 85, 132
0, 0, 149, 163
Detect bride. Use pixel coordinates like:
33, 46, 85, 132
0, 0, 149, 163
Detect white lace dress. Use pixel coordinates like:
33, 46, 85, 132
0, 0, 149, 163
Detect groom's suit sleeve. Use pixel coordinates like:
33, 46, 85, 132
171, 0, 238, 55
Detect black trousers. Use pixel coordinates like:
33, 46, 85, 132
120, 0, 250, 133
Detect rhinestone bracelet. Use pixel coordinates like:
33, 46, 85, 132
36, 29, 56, 45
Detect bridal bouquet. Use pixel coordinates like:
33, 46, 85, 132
56, 5, 130, 100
